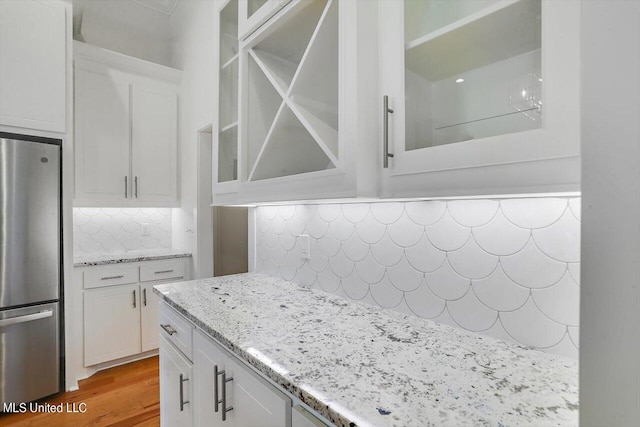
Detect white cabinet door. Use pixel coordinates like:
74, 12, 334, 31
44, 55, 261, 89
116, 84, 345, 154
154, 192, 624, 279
140, 283, 161, 352
238, 0, 291, 40
193, 329, 291, 427
160, 335, 193, 427
292, 405, 326, 427
84, 284, 141, 366
0, 0, 67, 132
379, 0, 580, 198
230, 354, 291, 427
193, 330, 227, 427
131, 80, 178, 204
74, 61, 131, 202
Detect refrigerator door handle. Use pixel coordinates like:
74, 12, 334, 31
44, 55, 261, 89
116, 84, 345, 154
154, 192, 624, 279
0, 310, 53, 327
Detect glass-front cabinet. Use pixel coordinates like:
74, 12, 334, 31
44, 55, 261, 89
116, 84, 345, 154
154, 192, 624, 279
214, 0, 240, 198
238, 0, 292, 40
379, 0, 581, 197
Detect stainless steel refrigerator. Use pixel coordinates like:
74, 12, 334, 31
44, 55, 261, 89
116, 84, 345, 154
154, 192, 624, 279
0, 133, 62, 405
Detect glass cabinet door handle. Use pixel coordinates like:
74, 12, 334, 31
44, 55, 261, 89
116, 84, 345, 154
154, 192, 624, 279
383, 95, 394, 168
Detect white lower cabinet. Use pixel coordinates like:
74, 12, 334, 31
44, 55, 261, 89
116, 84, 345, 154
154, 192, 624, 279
160, 303, 305, 427
160, 335, 193, 427
84, 284, 141, 366
141, 283, 162, 351
292, 405, 327, 427
81, 259, 190, 366
193, 329, 291, 427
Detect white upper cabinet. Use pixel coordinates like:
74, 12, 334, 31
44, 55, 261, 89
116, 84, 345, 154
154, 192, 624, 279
74, 43, 180, 207
379, 0, 581, 197
0, 0, 68, 133
238, 0, 292, 40
214, 0, 241, 201
213, 0, 379, 204
215, 0, 581, 204
75, 62, 131, 202
131, 82, 178, 203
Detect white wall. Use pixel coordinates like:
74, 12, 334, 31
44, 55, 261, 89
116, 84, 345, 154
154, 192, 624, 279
255, 197, 581, 359
75, 0, 172, 66
168, 0, 216, 271
580, 1, 640, 425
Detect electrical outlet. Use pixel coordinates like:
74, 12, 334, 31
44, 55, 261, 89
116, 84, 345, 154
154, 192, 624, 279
300, 235, 311, 259
141, 223, 150, 236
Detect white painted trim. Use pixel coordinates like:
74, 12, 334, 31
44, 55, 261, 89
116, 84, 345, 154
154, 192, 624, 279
247, 207, 256, 272
73, 41, 182, 83
196, 126, 214, 279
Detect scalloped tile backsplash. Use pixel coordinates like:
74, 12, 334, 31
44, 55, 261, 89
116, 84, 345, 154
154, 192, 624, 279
73, 208, 172, 255
255, 197, 581, 359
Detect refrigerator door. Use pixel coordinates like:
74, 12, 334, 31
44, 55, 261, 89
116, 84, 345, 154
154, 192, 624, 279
0, 136, 60, 308
0, 302, 60, 404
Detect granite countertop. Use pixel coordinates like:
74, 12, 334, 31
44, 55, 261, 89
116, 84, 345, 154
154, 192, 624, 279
73, 248, 192, 267
154, 273, 578, 427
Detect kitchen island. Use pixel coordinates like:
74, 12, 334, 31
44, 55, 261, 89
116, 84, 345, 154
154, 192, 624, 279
154, 273, 578, 427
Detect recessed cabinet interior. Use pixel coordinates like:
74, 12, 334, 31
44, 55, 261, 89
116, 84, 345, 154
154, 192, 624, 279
213, 0, 379, 204
0, 0, 68, 133
244, 0, 338, 182
74, 42, 180, 207
379, 0, 581, 197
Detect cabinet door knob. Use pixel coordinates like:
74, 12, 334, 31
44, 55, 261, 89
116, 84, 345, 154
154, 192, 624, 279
124, 176, 128, 198
134, 176, 138, 198
132, 289, 136, 308
383, 95, 395, 168
143, 288, 147, 306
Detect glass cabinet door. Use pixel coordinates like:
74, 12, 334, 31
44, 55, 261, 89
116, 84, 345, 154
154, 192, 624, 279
217, 0, 239, 184
238, 0, 292, 40
380, 0, 579, 189
403, 0, 542, 151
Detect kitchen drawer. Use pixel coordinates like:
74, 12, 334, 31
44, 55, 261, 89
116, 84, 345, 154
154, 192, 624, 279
159, 302, 193, 360
83, 265, 139, 289
140, 260, 185, 282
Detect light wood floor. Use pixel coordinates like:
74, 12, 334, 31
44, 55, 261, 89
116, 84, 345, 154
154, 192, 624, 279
0, 356, 160, 427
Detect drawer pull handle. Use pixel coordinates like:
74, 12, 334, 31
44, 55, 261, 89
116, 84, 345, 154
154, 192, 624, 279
143, 288, 147, 306
179, 374, 189, 411
161, 324, 177, 335
221, 370, 233, 421
214, 365, 220, 412
133, 290, 136, 308
383, 95, 394, 168
101, 275, 124, 280
0, 310, 53, 327
154, 270, 174, 274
